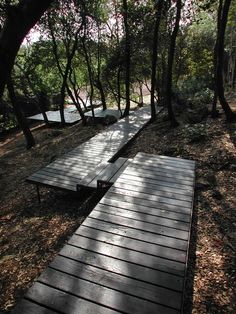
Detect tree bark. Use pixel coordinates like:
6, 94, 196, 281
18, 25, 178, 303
96, 24, 107, 111
82, 37, 95, 119
150, 0, 164, 121
216, 0, 236, 121
211, 42, 219, 118
95, 79, 107, 111
7, 78, 35, 149
122, 0, 131, 117
166, 0, 181, 127
212, 0, 223, 118
0, 0, 53, 98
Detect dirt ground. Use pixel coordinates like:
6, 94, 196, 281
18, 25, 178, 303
0, 103, 236, 313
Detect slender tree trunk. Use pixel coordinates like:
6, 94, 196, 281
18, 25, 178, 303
37, 92, 50, 125
123, 0, 131, 117
96, 23, 107, 111
66, 85, 86, 124
68, 68, 87, 122
138, 80, 143, 106
216, 0, 236, 121
212, 0, 223, 118
82, 38, 95, 119
212, 42, 219, 118
47, 16, 83, 125
95, 79, 107, 110
166, 0, 181, 127
150, 0, 164, 121
7, 78, 35, 149
117, 67, 122, 114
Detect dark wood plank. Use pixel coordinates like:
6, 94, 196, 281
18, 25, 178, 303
38, 268, 179, 313
133, 154, 195, 170
106, 191, 191, 217
105, 191, 191, 216
109, 159, 132, 183
44, 165, 90, 178
123, 167, 193, 189
94, 202, 190, 231
135, 152, 195, 166
59, 245, 184, 292
28, 171, 81, 185
131, 160, 195, 178
126, 164, 194, 183
46, 160, 95, 173
117, 173, 193, 196
94, 158, 128, 184
83, 218, 187, 251
25, 282, 118, 314
56, 154, 102, 165
11, 299, 57, 314
100, 195, 190, 223
109, 186, 192, 210
76, 224, 187, 263
35, 168, 83, 183
50, 255, 183, 307
113, 180, 192, 202
78, 161, 110, 187
68, 235, 186, 276
27, 174, 77, 191
89, 209, 189, 240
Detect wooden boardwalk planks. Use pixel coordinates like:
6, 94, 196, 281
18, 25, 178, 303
27, 110, 81, 124
14, 152, 195, 314
26, 106, 153, 192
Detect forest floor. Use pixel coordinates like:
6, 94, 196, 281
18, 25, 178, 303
0, 100, 236, 313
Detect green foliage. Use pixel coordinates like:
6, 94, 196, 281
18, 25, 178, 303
183, 124, 208, 143
192, 88, 214, 105
0, 114, 17, 132
176, 10, 216, 94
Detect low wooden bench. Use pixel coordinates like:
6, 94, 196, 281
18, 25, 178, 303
77, 157, 132, 190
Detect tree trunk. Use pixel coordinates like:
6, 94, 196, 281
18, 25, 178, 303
150, 0, 164, 121
211, 42, 219, 118
7, 78, 35, 149
166, 0, 181, 127
95, 79, 107, 111
96, 23, 107, 111
122, 0, 131, 117
117, 67, 122, 114
216, 0, 236, 121
82, 38, 95, 119
212, 0, 223, 118
0, 0, 53, 98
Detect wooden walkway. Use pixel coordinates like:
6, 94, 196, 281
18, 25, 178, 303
14, 153, 195, 314
28, 110, 82, 124
27, 106, 152, 193
85, 108, 121, 120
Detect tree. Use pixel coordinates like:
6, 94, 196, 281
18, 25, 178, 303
7, 77, 35, 149
166, 0, 181, 127
150, 0, 164, 121
215, 0, 236, 121
122, 0, 131, 117
0, 0, 53, 99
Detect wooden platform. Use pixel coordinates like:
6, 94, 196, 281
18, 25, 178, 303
85, 108, 122, 120
27, 110, 81, 124
27, 106, 152, 193
14, 153, 195, 314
